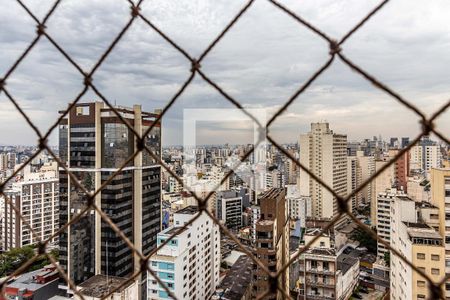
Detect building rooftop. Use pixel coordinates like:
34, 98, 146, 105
305, 248, 336, 256
78, 275, 133, 298
404, 222, 443, 241
305, 228, 329, 237
415, 201, 437, 209
5, 266, 58, 292
216, 255, 252, 300
337, 254, 359, 275
175, 205, 199, 215
163, 226, 188, 236
259, 188, 285, 201
404, 222, 431, 229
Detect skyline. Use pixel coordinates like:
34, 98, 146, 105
1, 0, 449, 146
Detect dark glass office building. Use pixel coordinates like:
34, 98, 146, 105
58, 102, 161, 296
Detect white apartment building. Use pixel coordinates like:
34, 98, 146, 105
299, 122, 347, 222
148, 206, 220, 300
286, 184, 311, 227
371, 159, 395, 226
356, 151, 375, 206
347, 156, 362, 213
410, 138, 442, 173
265, 169, 286, 190
1, 164, 59, 251
376, 188, 411, 259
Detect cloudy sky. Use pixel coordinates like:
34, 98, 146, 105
0, 0, 449, 146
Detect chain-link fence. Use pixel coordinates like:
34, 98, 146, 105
0, 0, 449, 299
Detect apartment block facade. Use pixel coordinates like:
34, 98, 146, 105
252, 188, 289, 300
148, 206, 220, 300
1, 165, 59, 251
299, 122, 347, 223
430, 168, 450, 299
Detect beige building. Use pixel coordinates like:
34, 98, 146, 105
1, 163, 59, 251
390, 191, 445, 300
430, 168, 450, 299
347, 156, 362, 213
355, 150, 375, 206
299, 122, 347, 223
297, 229, 359, 300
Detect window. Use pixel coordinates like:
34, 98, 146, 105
417, 294, 425, 299
431, 254, 440, 261
417, 281, 426, 287
431, 268, 440, 275
151, 261, 157, 267
416, 253, 425, 260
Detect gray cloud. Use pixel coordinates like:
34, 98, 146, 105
0, 0, 448, 146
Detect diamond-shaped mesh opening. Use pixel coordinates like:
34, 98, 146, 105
0, 0, 449, 299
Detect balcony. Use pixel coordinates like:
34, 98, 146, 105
307, 268, 334, 275
306, 279, 335, 288
306, 294, 335, 300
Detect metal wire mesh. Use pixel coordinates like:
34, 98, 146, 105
0, 0, 449, 299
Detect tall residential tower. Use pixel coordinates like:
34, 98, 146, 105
299, 122, 347, 222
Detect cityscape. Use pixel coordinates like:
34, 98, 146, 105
0, 101, 449, 300
1, 1, 450, 300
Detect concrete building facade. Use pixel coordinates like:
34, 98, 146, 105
58, 102, 161, 297
299, 122, 347, 223
1, 165, 59, 251
147, 206, 220, 300
252, 188, 289, 300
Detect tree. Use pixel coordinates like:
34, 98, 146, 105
383, 252, 390, 266
0, 245, 59, 277
351, 228, 377, 254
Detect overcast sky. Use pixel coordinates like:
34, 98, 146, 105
1, 0, 449, 146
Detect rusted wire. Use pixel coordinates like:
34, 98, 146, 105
0, 0, 449, 299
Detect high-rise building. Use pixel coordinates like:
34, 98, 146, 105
401, 137, 410, 149
430, 168, 450, 299
347, 156, 362, 213
7, 152, 16, 169
58, 102, 161, 295
147, 206, 220, 300
389, 137, 399, 149
390, 149, 409, 192
371, 159, 395, 226
376, 188, 411, 260
286, 184, 311, 227
390, 195, 445, 300
410, 136, 442, 173
252, 188, 289, 300
1, 164, 59, 251
356, 150, 375, 206
299, 122, 347, 222
0, 152, 8, 171
216, 190, 243, 229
